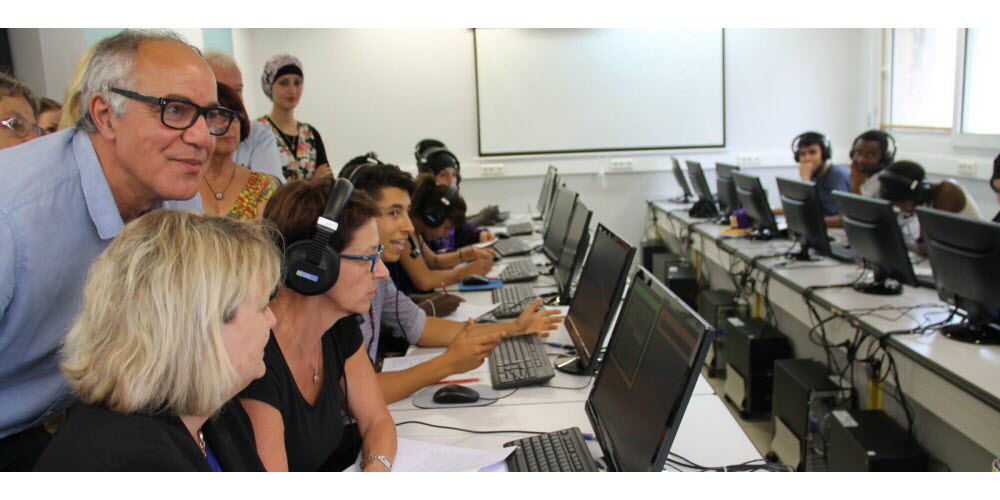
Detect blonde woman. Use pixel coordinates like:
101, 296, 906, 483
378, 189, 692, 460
35, 211, 281, 471
57, 44, 97, 131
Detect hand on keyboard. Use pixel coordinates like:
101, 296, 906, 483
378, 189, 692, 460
511, 298, 564, 337
442, 319, 506, 374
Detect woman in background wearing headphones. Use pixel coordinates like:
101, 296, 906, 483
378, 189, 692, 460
879, 160, 983, 254
394, 174, 495, 294
415, 138, 500, 228
849, 130, 896, 197
240, 177, 396, 471
991, 153, 999, 223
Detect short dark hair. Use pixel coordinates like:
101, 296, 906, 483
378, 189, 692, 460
215, 82, 249, 142
263, 176, 379, 254
991, 153, 999, 193
339, 161, 416, 200
885, 160, 926, 183
796, 131, 827, 150
411, 173, 467, 227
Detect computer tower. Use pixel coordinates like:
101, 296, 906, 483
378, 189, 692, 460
664, 262, 698, 309
722, 317, 791, 418
640, 238, 668, 273
650, 252, 680, 284
770, 359, 852, 471
698, 290, 739, 378
827, 410, 928, 471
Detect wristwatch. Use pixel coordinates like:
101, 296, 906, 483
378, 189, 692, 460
362, 454, 392, 471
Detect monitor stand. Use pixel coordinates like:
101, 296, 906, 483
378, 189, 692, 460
669, 194, 692, 204
853, 267, 904, 295
555, 355, 590, 375
787, 242, 824, 262
941, 308, 1000, 345
747, 227, 777, 241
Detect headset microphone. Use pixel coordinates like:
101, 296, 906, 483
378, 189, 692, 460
407, 234, 421, 258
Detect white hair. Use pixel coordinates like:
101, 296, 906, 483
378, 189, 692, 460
204, 50, 239, 72
78, 29, 199, 132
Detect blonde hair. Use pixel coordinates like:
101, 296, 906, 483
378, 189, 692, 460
61, 211, 282, 416
58, 44, 97, 131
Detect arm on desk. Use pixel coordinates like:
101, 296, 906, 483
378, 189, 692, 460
399, 241, 493, 291
420, 299, 562, 347
344, 347, 397, 471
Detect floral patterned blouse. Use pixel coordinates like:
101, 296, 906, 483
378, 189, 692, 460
259, 116, 328, 181
226, 172, 280, 220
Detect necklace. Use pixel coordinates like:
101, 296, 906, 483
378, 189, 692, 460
281, 307, 321, 384
197, 430, 206, 457
203, 164, 237, 201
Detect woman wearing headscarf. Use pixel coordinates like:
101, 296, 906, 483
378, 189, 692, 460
259, 54, 330, 181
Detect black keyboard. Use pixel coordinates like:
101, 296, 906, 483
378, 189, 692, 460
492, 283, 534, 305
505, 428, 599, 472
489, 334, 555, 389
494, 238, 533, 257
499, 260, 539, 283
505, 221, 534, 236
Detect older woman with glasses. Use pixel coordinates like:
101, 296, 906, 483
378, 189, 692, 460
199, 82, 279, 220
240, 177, 396, 471
0, 72, 42, 150
258, 54, 330, 181
35, 211, 281, 471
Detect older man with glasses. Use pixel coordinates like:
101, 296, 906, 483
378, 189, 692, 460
0, 72, 43, 150
0, 29, 225, 470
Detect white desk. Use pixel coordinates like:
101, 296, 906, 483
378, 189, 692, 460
649, 200, 1000, 469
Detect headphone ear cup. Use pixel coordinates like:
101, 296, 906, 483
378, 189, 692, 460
284, 240, 340, 296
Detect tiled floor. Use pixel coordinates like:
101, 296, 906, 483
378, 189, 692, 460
703, 368, 776, 459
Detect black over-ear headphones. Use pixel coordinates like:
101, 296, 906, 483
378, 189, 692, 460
414, 139, 445, 166
878, 171, 932, 204
791, 132, 832, 162
419, 183, 458, 228
283, 178, 355, 296
850, 130, 897, 169
418, 146, 462, 184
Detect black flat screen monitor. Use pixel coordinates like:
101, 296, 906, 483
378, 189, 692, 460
834, 191, 918, 295
777, 177, 831, 259
585, 267, 715, 472
685, 160, 714, 202
537, 165, 558, 215
554, 198, 592, 301
671, 157, 693, 201
915, 207, 1000, 344
716, 162, 742, 215
541, 174, 561, 234
542, 187, 578, 262
560, 224, 635, 375
733, 172, 779, 237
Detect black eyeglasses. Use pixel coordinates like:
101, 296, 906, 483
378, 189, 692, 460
109, 87, 237, 136
340, 244, 384, 273
1, 115, 44, 138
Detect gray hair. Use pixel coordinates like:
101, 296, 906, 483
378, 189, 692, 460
203, 50, 239, 72
78, 29, 200, 132
0, 71, 40, 117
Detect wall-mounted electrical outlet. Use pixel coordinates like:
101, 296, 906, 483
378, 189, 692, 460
609, 158, 633, 171
957, 160, 977, 177
481, 163, 504, 177
735, 153, 761, 167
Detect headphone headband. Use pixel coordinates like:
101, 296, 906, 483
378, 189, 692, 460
792, 131, 832, 162
850, 130, 897, 169
283, 178, 355, 296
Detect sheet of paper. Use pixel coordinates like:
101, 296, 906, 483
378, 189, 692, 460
381, 352, 489, 376
474, 238, 499, 249
486, 262, 508, 279
443, 301, 499, 322
345, 437, 515, 472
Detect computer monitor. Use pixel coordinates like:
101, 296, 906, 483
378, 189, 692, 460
558, 224, 635, 375
537, 165, 558, 215
585, 267, 715, 471
671, 157, 693, 203
915, 207, 1000, 345
542, 186, 579, 262
541, 174, 561, 234
777, 177, 831, 260
685, 160, 720, 219
716, 162, 742, 216
553, 198, 592, 302
833, 191, 919, 295
733, 172, 779, 238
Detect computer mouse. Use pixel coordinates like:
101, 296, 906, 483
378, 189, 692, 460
432, 384, 480, 404
462, 275, 491, 286
496, 231, 510, 239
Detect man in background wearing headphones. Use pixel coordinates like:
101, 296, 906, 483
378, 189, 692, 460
849, 130, 896, 197
879, 160, 984, 253
339, 160, 562, 404
991, 153, 1000, 223
790, 131, 851, 227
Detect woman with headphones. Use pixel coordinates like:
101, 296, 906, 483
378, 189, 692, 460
239, 177, 397, 471
393, 174, 496, 294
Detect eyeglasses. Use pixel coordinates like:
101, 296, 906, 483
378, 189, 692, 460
1, 115, 44, 138
109, 87, 237, 136
340, 244, 384, 273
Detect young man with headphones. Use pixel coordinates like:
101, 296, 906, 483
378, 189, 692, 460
879, 160, 984, 254
849, 129, 897, 197
338, 160, 563, 404
787, 131, 851, 227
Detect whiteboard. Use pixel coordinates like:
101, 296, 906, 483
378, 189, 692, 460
474, 29, 726, 156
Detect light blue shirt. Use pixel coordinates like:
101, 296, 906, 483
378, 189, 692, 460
0, 128, 201, 439
234, 121, 285, 183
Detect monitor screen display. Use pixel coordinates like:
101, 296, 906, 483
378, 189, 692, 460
554, 199, 592, 297
543, 187, 579, 262
537, 165, 558, 214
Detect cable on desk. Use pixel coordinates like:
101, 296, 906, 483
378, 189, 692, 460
395, 420, 549, 436
666, 453, 794, 472
543, 379, 594, 390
